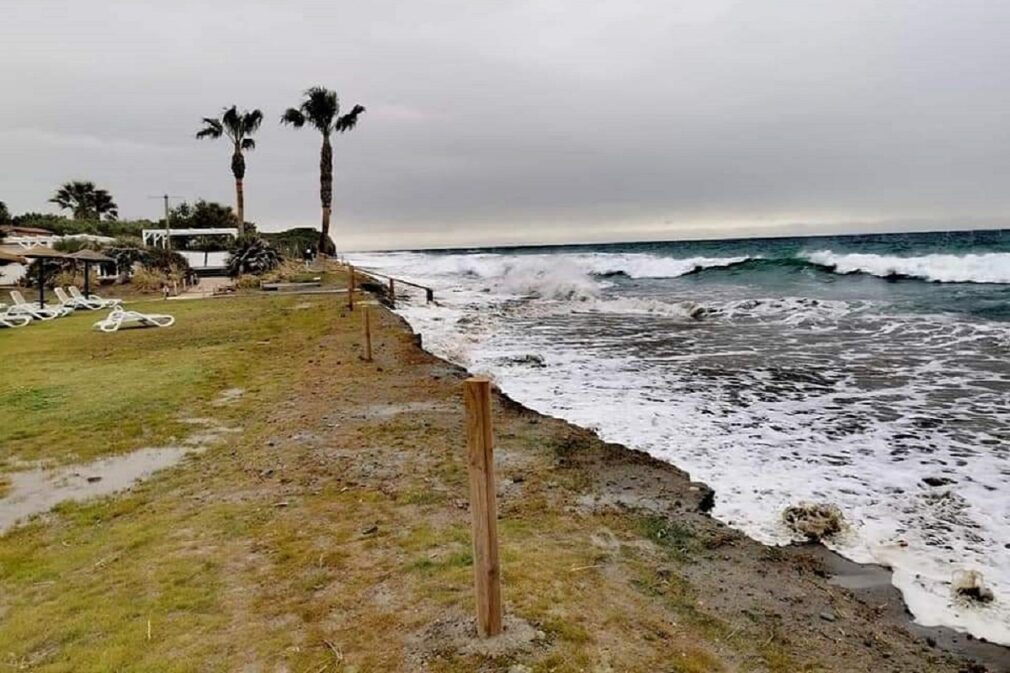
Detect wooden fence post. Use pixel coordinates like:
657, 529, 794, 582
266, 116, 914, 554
362, 306, 373, 362
347, 265, 356, 311
388, 278, 396, 307
464, 377, 503, 637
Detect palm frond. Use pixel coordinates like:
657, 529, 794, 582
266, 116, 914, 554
335, 104, 366, 133
301, 86, 338, 133
221, 105, 242, 140
241, 138, 256, 151
243, 109, 264, 135
280, 108, 307, 128
196, 118, 224, 139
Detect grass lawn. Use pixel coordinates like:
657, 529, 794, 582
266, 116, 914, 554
1, 295, 331, 470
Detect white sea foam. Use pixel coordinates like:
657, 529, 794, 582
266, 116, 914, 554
804, 250, 1010, 284
490, 257, 601, 300
354, 249, 1010, 285
352, 249, 1010, 645
351, 251, 752, 283
573, 297, 705, 319
577, 253, 752, 278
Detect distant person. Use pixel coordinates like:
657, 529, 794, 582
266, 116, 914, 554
303, 247, 314, 269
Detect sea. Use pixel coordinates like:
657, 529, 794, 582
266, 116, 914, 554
348, 228, 1010, 645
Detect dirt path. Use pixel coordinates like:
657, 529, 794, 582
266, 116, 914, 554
172, 276, 233, 299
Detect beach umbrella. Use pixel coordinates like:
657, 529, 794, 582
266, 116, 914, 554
68, 249, 115, 298
0, 249, 26, 264
21, 247, 69, 308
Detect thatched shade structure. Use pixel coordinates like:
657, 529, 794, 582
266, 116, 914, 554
0, 249, 26, 264
69, 249, 115, 298
22, 247, 69, 308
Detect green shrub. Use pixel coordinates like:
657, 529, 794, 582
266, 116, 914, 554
11, 214, 149, 238
260, 260, 311, 283
234, 275, 262, 290
21, 259, 75, 288
53, 270, 86, 289
262, 227, 318, 258
130, 267, 170, 293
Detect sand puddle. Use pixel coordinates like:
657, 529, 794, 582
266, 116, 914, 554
0, 417, 238, 534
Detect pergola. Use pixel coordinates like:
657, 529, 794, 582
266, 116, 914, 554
142, 228, 238, 248
69, 249, 116, 298
22, 247, 69, 308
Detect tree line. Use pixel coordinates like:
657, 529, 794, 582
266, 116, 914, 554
1, 85, 364, 256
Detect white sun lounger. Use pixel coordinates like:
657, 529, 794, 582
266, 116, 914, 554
68, 286, 122, 309
93, 307, 175, 332
8, 290, 68, 320
0, 308, 31, 328
55, 287, 97, 310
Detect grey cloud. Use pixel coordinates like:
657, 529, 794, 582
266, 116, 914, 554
2, 0, 1009, 249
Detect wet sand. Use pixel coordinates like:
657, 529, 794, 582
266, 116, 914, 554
805, 546, 1010, 670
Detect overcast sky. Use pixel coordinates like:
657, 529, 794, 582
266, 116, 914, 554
2, 1, 1009, 250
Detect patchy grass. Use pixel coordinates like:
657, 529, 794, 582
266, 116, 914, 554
637, 514, 701, 561
0, 295, 334, 470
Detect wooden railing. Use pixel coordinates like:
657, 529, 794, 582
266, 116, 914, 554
349, 265, 435, 305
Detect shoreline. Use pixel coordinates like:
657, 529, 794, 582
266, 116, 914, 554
397, 307, 1010, 671
806, 546, 1009, 669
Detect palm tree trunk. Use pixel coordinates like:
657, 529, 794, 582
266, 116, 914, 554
318, 134, 335, 256
235, 177, 245, 237
232, 149, 246, 237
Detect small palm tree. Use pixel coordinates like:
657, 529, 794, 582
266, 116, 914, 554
227, 235, 281, 277
281, 87, 365, 255
50, 181, 118, 220
196, 106, 263, 236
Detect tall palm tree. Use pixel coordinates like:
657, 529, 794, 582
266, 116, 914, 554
196, 106, 264, 236
281, 87, 365, 255
50, 181, 118, 220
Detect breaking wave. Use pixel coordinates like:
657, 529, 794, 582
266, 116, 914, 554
352, 249, 1010, 287
584, 250, 1010, 284
801, 250, 1010, 284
